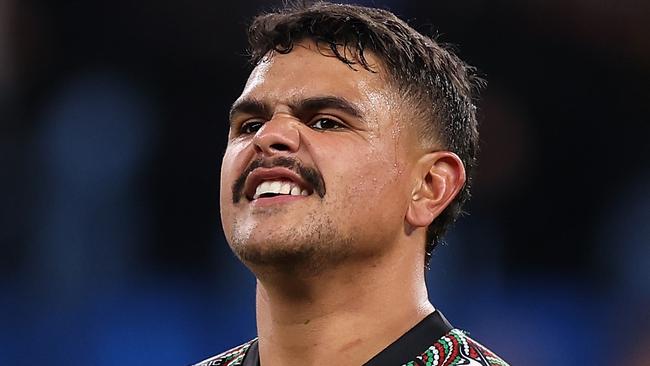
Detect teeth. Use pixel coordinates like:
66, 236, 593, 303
252, 180, 309, 199
253, 181, 271, 199
269, 181, 281, 194
280, 182, 291, 195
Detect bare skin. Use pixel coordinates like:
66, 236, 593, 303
221, 41, 466, 366
255, 246, 434, 366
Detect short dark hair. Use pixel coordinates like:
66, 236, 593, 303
246, 1, 483, 265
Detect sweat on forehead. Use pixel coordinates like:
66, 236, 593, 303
236, 43, 393, 111
249, 39, 387, 81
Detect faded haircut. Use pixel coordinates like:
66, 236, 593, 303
245, 1, 484, 266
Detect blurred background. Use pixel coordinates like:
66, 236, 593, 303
1, 0, 649, 365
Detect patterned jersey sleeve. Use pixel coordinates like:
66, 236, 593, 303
402, 329, 509, 366
192, 339, 256, 366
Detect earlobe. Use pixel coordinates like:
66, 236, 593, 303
405, 151, 466, 229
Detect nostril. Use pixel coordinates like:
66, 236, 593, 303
270, 143, 290, 151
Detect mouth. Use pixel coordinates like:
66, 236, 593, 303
252, 180, 310, 199
243, 167, 314, 202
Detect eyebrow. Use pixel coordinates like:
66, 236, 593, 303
229, 99, 271, 123
229, 95, 365, 124
293, 96, 364, 119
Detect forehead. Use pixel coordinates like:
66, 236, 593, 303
239, 42, 392, 108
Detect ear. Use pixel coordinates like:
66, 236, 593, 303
406, 151, 466, 229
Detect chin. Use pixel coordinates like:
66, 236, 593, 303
228, 227, 354, 276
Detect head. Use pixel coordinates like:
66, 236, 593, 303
220, 1, 482, 274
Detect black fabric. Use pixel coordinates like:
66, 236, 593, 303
242, 339, 259, 366
240, 309, 454, 366
363, 310, 453, 366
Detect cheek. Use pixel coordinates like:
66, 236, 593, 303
333, 146, 407, 216
219, 151, 235, 204
219, 143, 247, 216
334, 157, 408, 245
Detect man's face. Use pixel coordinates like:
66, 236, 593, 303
220, 42, 421, 273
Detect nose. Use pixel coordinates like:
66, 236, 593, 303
253, 115, 300, 156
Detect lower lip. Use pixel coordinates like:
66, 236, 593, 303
249, 194, 309, 207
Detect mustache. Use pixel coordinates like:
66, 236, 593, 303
231, 156, 326, 203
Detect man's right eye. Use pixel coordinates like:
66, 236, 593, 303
240, 121, 264, 134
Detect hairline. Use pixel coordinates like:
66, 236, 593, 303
254, 38, 444, 151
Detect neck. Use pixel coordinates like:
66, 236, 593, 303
253, 249, 433, 366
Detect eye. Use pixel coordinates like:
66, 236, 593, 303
239, 120, 264, 135
310, 118, 344, 130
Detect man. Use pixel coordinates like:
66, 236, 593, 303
195, 1, 508, 365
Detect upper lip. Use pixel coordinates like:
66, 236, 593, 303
243, 167, 313, 201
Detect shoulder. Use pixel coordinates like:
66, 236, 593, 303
406, 329, 509, 366
191, 339, 257, 366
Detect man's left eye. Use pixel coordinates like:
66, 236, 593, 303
311, 118, 343, 130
